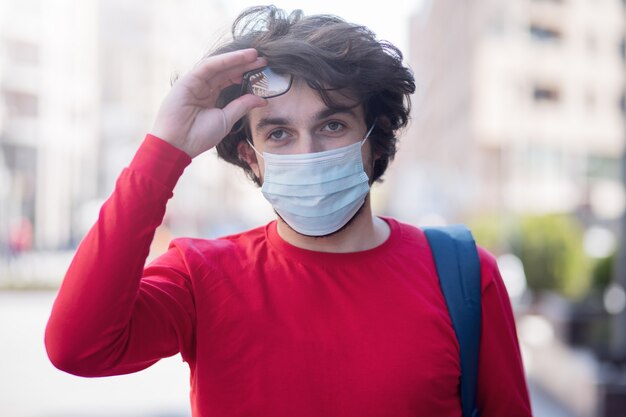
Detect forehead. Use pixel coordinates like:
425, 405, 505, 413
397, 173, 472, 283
247, 79, 364, 126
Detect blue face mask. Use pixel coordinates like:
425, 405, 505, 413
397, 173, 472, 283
248, 124, 375, 236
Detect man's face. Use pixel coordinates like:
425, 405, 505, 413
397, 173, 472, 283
243, 79, 374, 182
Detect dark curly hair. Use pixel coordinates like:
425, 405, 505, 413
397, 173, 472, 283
211, 6, 415, 184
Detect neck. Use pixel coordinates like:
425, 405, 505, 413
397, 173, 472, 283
275, 198, 390, 253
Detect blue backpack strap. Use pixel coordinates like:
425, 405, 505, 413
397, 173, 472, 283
423, 225, 481, 417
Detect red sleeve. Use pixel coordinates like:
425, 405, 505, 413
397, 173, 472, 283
44, 134, 196, 377
476, 247, 533, 416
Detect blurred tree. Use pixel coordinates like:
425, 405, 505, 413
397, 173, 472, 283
592, 253, 615, 291
468, 215, 507, 254
470, 214, 592, 299
512, 215, 590, 299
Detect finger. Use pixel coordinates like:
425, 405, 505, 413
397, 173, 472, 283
204, 57, 268, 95
221, 94, 267, 130
184, 56, 267, 100
190, 49, 261, 83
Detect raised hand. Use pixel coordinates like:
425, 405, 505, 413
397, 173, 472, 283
151, 48, 267, 158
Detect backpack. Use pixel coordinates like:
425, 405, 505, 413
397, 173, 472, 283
423, 225, 481, 417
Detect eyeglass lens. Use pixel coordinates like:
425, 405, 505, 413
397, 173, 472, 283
244, 68, 292, 99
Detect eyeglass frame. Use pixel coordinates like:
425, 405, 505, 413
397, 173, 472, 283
240, 67, 294, 99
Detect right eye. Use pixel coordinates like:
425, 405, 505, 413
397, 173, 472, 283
268, 129, 289, 141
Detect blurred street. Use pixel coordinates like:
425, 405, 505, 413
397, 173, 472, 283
529, 380, 577, 417
0, 290, 191, 417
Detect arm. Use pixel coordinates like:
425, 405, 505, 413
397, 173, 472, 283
45, 136, 193, 376
476, 248, 533, 416
45, 49, 267, 376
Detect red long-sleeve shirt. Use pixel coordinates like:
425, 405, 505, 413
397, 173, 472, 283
45, 134, 532, 417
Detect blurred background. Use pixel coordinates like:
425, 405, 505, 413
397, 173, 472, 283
0, 0, 625, 416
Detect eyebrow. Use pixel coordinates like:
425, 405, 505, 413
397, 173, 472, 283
254, 117, 290, 132
315, 107, 358, 121
254, 108, 359, 133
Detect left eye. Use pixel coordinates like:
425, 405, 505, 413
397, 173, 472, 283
323, 122, 344, 132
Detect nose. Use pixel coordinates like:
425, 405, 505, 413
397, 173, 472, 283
293, 133, 322, 154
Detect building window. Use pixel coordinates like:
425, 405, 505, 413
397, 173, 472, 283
533, 85, 560, 102
3, 90, 38, 117
586, 34, 597, 53
585, 91, 596, 109
529, 24, 562, 42
4, 39, 39, 65
587, 155, 620, 180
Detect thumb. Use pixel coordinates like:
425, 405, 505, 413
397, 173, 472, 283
222, 94, 267, 131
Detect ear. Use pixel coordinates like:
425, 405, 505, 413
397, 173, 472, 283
237, 140, 261, 178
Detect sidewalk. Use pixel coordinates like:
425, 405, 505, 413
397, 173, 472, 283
529, 378, 577, 417
0, 250, 73, 288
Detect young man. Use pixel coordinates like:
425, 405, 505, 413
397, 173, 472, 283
45, 6, 532, 417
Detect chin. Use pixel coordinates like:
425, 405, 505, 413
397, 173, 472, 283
277, 201, 367, 239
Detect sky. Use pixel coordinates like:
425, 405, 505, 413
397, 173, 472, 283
224, 0, 426, 56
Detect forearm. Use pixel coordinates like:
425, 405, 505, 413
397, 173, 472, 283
45, 135, 191, 375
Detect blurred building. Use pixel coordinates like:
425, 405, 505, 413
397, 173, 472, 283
0, 0, 99, 253
0, 0, 239, 256
388, 0, 626, 225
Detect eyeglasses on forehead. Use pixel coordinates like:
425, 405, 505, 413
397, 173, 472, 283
241, 67, 293, 99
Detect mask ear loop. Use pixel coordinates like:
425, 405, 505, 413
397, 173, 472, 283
360, 120, 377, 147
245, 139, 264, 159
